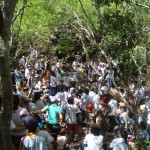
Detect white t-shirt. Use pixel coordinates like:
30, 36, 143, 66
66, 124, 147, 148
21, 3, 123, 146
101, 86, 108, 94
120, 112, 127, 124
89, 91, 96, 100
56, 73, 62, 85
147, 113, 150, 125
145, 100, 150, 113
134, 87, 146, 100
50, 76, 56, 87
74, 97, 82, 113
56, 92, 66, 109
64, 104, 78, 124
64, 91, 71, 100
63, 76, 71, 87
20, 130, 52, 150
110, 138, 128, 150
83, 134, 103, 150
72, 61, 78, 70
108, 99, 117, 116
93, 94, 100, 110
25, 68, 30, 79
81, 94, 92, 111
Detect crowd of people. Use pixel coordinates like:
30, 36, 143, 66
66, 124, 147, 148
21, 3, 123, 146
1, 55, 150, 150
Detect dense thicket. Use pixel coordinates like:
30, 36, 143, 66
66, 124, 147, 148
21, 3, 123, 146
12, 0, 150, 82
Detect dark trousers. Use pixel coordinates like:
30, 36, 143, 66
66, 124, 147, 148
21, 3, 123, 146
47, 123, 61, 140
11, 135, 25, 150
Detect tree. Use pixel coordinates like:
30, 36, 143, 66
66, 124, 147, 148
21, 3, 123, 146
0, 0, 19, 149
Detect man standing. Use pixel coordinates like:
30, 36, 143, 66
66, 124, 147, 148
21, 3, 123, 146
32, 96, 62, 141
14, 66, 22, 89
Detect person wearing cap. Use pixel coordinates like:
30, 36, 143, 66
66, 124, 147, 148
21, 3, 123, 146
20, 115, 56, 150
32, 96, 63, 141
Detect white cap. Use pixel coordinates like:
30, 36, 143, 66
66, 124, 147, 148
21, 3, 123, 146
50, 96, 60, 102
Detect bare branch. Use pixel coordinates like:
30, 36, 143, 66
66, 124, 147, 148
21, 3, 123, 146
78, 0, 97, 31
12, 0, 27, 23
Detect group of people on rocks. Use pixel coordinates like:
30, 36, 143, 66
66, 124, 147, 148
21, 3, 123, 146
1, 54, 150, 150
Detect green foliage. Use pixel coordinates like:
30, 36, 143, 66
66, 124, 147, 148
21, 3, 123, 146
135, 138, 150, 150
11, 0, 150, 81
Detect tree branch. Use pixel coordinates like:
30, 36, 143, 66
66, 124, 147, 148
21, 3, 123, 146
12, 0, 27, 23
78, 0, 97, 31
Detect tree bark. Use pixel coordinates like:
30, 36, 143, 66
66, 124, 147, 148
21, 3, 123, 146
0, 39, 13, 149
0, 0, 19, 149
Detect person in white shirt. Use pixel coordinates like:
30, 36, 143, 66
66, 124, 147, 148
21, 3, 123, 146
63, 96, 79, 141
55, 86, 66, 110
101, 82, 109, 95
110, 126, 128, 150
93, 92, 100, 111
72, 60, 78, 70
89, 89, 96, 100
147, 113, 150, 140
108, 99, 118, 116
50, 71, 57, 96
24, 65, 30, 80
20, 115, 55, 150
56, 70, 63, 92
63, 72, 71, 88
81, 123, 103, 150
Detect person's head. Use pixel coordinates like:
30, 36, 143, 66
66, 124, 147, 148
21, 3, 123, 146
64, 86, 68, 92
142, 81, 146, 86
113, 125, 127, 140
73, 92, 79, 98
128, 111, 134, 118
86, 103, 94, 113
33, 92, 41, 102
84, 88, 89, 95
90, 123, 101, 136
23, 115, 38, 133
51, 71, 55, 76
20, 95, 30, 106
16, 66, 20, 70
13, 94, 20, 111
67, 96, 74, 105
113, 125, 123, 138
43, 97, 51, 105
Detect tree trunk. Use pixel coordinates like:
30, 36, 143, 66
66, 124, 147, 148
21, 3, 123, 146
0, 37, 13, 150
0, 1, 19, 149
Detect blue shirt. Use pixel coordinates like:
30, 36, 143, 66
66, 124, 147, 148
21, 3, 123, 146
43, 104, 62, 124
14, 69, 22, 81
